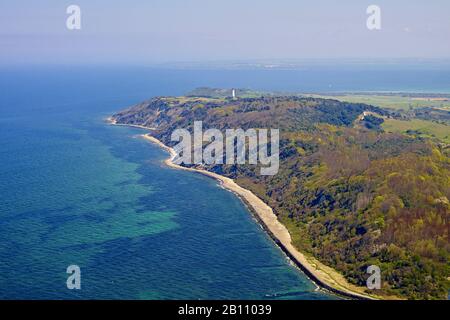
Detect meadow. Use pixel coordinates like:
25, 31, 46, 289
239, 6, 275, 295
382, 118, 450, 144
305, 93, 450, 111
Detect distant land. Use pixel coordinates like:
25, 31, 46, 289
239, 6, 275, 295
155, 58, 450, 71
112, 88, 449, 299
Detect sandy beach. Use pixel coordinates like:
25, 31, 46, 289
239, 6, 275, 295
109, 117, 380, 300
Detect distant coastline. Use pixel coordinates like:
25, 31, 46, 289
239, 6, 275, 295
107, 116, 383, 300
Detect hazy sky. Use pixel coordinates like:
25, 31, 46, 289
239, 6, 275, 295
1, 0, 450, 65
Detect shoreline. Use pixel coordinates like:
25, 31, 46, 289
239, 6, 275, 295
108, 117, 380, 300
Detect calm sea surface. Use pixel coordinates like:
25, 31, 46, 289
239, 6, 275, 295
0, 66, 448, 299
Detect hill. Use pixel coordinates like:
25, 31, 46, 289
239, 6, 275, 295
112, 94, 449, 299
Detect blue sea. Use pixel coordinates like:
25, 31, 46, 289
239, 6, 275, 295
0, 66, 449, 299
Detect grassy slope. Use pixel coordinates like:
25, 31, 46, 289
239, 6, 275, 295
382, 119, 450, 144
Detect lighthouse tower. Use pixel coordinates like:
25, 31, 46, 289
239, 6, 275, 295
231, 89, 236, 99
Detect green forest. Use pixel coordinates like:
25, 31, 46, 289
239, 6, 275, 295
113, 93, 449, 299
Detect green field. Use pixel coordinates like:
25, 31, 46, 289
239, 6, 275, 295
305, 94, 450, 111
382, 118, 450, 143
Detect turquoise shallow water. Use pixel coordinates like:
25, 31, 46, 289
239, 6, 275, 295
0, 67, 336, 299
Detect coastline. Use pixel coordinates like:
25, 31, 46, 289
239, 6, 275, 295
108, 117, 381, 300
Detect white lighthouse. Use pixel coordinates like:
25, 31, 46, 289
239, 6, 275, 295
231, 89, 236, 99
